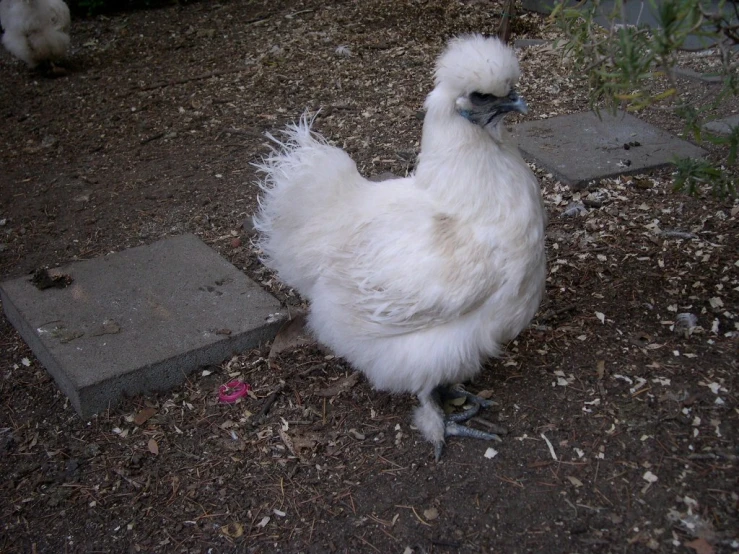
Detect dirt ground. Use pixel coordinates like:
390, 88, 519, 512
1, 1, 737, 552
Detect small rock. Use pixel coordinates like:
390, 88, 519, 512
562, 202, 588, 217
41, 135, 58, 148
423, 507, 439, 521
242, 217, 255, 234
674, 313, 698, 336
570, 522, 588, 534
84, 443, 101, 458
348, 429, 365, 440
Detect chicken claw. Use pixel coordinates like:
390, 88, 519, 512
431, 384, 504, 461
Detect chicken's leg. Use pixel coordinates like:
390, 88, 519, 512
437, 384, 503, 458
414, 385, 504, 461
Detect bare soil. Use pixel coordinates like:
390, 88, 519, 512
1, 1, 737, 553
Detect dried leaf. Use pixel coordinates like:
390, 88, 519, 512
315, 372, 360, 397
31, 268, 73, 290
221, 522, 244, 538
567, 475, 583, 487
596, 360, 605, 379
686, 538, 714, 554
268, 310, 312, 362
291, 433, 320, 454
278, 427, 296, 457
147, 438, 159, 455
134, 407, 157, 426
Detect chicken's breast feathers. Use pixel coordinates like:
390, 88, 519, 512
318, 192, 507, 337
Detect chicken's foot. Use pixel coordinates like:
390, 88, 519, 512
433, 384, 504, 460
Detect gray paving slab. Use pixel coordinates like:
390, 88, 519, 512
513, 39, 549, 49
512, 110, 707, 188
0, 234, 284, 418
703, 114, 739, 136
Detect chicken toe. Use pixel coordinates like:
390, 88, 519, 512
433, 422, 502, 461
428, 384, 504, 460
439, 383, 497, 410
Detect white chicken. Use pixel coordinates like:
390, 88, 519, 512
0, 0, 70, 70
255, 35, 547, 459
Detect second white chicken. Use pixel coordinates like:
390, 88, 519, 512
0, 0, 70, 69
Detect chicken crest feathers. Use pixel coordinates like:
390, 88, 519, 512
434, 34, 520, 97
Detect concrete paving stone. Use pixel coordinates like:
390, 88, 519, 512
513, 39, 549, 49
0, 234, 285, 418
513, 110, 707, 188
702, 114, 739, 137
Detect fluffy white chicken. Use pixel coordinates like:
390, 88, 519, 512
255, 35, 547, 459
0, 0, 70, 70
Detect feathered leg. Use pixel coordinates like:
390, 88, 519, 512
414, 385, 504, 461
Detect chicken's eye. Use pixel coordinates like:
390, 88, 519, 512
469, 92, 496, 106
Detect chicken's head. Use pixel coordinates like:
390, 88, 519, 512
431, 34, 527, 132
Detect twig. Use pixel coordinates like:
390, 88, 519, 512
245, 14, 273, 25
494, 473, 525, 488
113, 468, 142, 489
140, 132, 165, 145
394, 505, 432, 527
136, 68, 251, 92
539, 303, 577, 322
285, 9, 314, 18
497, 0, 516, 44
253, 385, 285, 423
540, 433, 558, 461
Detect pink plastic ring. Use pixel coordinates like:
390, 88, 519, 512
219, 380, 250, 403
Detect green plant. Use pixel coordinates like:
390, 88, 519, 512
551, 0, 738, 197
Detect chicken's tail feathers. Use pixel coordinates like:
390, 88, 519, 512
252, 111, 363, 295
253, 111, 325, 188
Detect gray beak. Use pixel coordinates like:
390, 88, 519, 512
501, 90, 528, 115
461, 89, 528, 127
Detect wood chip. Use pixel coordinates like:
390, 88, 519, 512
133, 407, 157, 426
